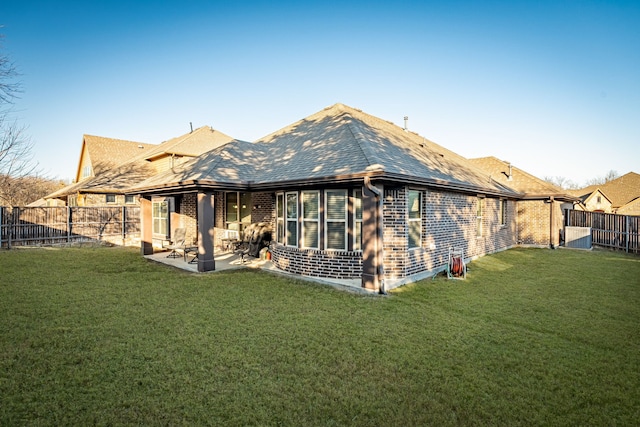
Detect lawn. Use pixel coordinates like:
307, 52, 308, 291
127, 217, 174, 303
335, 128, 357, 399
1, 246, 639, 426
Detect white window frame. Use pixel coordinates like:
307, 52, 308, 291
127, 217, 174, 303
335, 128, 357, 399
499, 199, 507, 226
285, 192, 298, 247
152, 200, 169, 237
353, 189, 363, 251
301, 191, 320, 249
105, 194, 116, 204
276, 193, 285, 244
325, 189, 348, 250
408, 189, 422, 249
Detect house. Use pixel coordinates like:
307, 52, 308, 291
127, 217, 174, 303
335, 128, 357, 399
44, 126, 235, 207
468, 157, 578, 247
571, 172, 640, 216
130, 103, 527, 292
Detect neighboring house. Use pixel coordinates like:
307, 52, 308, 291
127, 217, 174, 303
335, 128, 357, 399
571, 172, 640, 216
130, 103, 526, 292
468, 157, 579, 247
44, 126, 235, 208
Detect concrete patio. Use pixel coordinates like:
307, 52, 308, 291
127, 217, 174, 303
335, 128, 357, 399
145, 248, 368, 294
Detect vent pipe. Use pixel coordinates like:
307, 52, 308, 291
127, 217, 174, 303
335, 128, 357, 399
508, 163, 513, 181
190, 122, 193, 133
403, 116, 409, 131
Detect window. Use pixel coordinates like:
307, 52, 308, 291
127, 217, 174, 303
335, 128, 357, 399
499, 199, 507, 226
326, 190, 347, 250
125, 195, 135, 204
286, 192, 298, 246
106, 194, 116, 204
226, 192, 252, 232
81, 165, 92, 179
476, 197, 484, 237
354, 189, 362, 251
408, 190, 422, 248
152, 200, 169, 236
302, 191, 319, 248
276, 193, 285, 243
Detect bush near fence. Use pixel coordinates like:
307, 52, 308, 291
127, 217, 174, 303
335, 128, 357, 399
565, 209, 639, 253
0, 206, 140, 248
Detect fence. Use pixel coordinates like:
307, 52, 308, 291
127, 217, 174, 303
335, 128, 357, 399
565, 209, 639, 253
0, 206, 140, 248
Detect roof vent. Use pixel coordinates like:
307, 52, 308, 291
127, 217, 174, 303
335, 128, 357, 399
508, 163, 513, 181
138, 145, 144, 149
190, 122, 193, 133
404, 116, 409, 131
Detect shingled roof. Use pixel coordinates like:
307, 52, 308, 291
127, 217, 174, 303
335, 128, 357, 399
571, 172, 640, 209
76, 135, 154, 180
47, 126, 236, 199
468, 156, 577, 201
131, 103, 517, 196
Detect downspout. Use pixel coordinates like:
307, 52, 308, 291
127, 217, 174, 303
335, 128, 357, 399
364, 176, 386, 295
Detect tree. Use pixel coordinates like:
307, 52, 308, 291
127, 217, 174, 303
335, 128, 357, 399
0, 31, 39, 206
543, 176, 579, 190
584, 170, 619, 187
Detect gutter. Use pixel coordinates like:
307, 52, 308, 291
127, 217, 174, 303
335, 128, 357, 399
364, 176, 386, 295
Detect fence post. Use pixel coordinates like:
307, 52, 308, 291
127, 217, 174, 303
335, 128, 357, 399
0, 206, 3, 248
626, 215, 630, 253
67, 206, 72, 244
122, 206, 126, 245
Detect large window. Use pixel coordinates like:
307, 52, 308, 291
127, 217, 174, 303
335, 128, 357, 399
226, 192, 252, 232
302, 191, 319, 248
152, 200, 169, 237
354, 189, 362, 251
326, 190, 347, 250
408, 190, 422, 248
477, 197, 484, 237
286, 192, 298, 246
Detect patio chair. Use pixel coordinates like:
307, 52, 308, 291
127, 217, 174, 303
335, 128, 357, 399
166, 228, 186, 258
234, 223, 272, 263
447, 247, 466, 279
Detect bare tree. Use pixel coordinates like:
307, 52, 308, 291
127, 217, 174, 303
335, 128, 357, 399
0, 31, 40, 206
543, 176, 579, 190
585, 170, 619, 187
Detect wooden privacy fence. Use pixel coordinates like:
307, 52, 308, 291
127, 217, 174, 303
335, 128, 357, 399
565, 209, 639, 253
0, 206, 140, 248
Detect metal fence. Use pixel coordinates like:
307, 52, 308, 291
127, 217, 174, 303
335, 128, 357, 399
565, 209, 639, 253
0, 206, 140, 248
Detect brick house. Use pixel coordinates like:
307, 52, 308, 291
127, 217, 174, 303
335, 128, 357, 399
468, 157, 578, 248
44, 127, 235, 207
571, 172, 640, 216
130, 104, 530, 292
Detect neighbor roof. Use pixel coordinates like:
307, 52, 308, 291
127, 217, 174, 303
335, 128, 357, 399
76, 135, 154, 179
571, 172, 640, 209
46, 126, 236, 199
469, 156, 577, 201
131, 103, 518, 197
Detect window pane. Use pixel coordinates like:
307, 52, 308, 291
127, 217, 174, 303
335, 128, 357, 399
277, 219, 284, 243
327, 222, 346, 250
226, 193, 238, 222
408, 221, 421, 248
303, 221, 319, 248
240, 192, 252, 223
408, 190, 421, 219
277, 194, 284, 218
302, 192, 319, 219
354, 190, 362, 220
286, 193, 297, 219
287, 220, 297, 246
354, 222, 362, 251
327, 191, 346, 220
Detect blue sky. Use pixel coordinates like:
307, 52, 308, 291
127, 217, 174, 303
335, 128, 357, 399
2, 0, 639, 186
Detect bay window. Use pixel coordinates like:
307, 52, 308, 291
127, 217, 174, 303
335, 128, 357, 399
286, 192, 298, 246
326, 190, 347, 250
302, 191, 319, 248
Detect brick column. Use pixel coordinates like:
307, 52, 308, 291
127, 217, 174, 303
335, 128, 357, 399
362, 178, 384, 292
140, 195, 153, 255
197, 192, 216, 272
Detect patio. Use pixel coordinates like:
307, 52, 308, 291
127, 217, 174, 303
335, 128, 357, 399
145, 248, 366, 293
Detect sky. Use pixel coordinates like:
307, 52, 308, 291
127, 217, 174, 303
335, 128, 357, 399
2, 0, 639, 187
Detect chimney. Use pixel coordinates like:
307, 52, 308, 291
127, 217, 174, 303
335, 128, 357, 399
403, 116, 409, 131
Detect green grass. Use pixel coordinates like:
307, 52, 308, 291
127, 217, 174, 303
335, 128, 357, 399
1, 246, 639, 426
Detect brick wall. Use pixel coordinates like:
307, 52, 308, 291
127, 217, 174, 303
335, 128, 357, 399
269, 244, 362, 279
382, 186, 517, 283
516, 200, 563, 246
